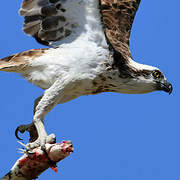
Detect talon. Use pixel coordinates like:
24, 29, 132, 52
15, 123, 38, 142
15, 127, 23, 140
25, 134, 56, 151
27, 150, 35, 155
46, 134, 56, 144
15, 125, 29, 141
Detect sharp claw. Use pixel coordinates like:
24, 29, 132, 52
15, 127, 23, 140
26, 150, 35, 155
15, 123, 39, 143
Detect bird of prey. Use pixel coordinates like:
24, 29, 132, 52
0, 0, 172, 150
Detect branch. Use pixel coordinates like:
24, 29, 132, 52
1, 141, 73, 180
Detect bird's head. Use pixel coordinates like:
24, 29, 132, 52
120, 60, 173, 94
149, 69, 172, 94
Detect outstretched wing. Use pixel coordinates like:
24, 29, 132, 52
19, 0, 80, 46
101, 0, 141, 60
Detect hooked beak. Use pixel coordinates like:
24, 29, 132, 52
156, 79, 173, 94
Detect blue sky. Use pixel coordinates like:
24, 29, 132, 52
0, 0, 179, 180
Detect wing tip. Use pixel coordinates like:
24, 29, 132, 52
0, 49, 48, 72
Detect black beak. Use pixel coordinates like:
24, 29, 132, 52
156, 79, 173, 94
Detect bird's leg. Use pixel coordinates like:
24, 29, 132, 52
15, 96, 43, 142
25, 77, 74, 150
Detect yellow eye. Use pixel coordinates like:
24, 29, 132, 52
153, 70, 161, 78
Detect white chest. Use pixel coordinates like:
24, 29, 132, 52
22, 39, 110, 89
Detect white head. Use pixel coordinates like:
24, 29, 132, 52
109, 59, 173, 94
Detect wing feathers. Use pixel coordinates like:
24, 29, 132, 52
101, 0, 141, 60
23, 20, 41, 36
19, 0, 73, 46
0, 49, 47, 72
41, 4, 59, 16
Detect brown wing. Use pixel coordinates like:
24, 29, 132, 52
19, 0, 77, 46
100, 0, 141, 60
0, 49, 47, 72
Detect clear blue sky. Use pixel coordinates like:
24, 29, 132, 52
0, 0, 179, 180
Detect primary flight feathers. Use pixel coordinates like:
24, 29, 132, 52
0, 0, 141, 73
19, 0, 83, 45
19, 0, 140, 60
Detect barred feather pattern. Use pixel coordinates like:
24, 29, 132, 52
100, 0, 141, 61
19, 0, 78, 45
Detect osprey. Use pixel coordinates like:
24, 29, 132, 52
0, 0, 172, 149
